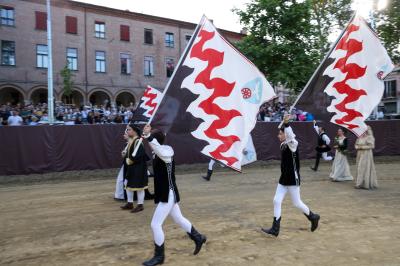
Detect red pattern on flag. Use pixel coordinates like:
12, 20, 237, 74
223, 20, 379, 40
332, 24, 367, 129
143, 86, 159, 116
190, 29, 242, 166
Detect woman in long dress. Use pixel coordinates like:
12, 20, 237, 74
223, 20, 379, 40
330, 128, 353, 181
355, 126, 378, 189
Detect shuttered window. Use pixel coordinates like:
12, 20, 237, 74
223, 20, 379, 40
66, 16, 77, 34
120, 25, 130, 41
35, 11, 47, 30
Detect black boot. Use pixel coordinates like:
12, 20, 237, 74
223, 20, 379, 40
311, 153, 321, 171
261, 217, 281, 237
145, 189, 155, 200
202, 169, 213, 181
187, 226, 207, 255
305, 211, 320, 232
143, 243, 165, 266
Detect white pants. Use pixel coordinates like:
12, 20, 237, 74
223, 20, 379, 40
208, 159, 215, 170
126, 190, 145, 204
322, 152, 333, 161
273, 184, 310, 219
151, 189, 192, 246
114, 167, 125, 200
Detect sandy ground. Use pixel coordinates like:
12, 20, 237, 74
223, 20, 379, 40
1, 159, 400, 266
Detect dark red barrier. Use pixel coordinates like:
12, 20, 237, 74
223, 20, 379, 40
1, 121, 399, 175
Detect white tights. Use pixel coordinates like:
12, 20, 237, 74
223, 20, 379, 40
322, 152, 333, 161
126, 190, 145, 205
151, 189, 192, 246
273, 184, 310, 219
208, 159, 215, 170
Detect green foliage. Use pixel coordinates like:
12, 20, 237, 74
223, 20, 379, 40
376, 0, 400, 64
234, 0, 352, 92
60, 64, 74, 97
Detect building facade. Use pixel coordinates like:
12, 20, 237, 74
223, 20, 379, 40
380, 66, 400, 117
0, 0, 244, 107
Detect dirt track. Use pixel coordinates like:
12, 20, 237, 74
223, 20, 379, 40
1, 159, 400, 266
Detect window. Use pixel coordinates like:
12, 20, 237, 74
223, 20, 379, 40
120, 53, 131, 74
67, 48, 77, 70
1, 40, 15, 66
35, 11, 47, 30
120, 25, 130, 41
95, 21, 105, 38
36, 44, 48, 68
165, 32, 174, 48
384, 80, 397, 98
144, 29, 153, 45
185, 35, 192, 44
1, 6, 14, 26
384, 102, 397, 114
165, 58, 175, 78
66, 16, 77, 34
95, 51, 105, 72
144, 56, 154, 76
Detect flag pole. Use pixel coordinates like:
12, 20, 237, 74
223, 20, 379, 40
281, 13, 356, 128
132, 15, 206, 156
147, 15, 206, 125
46, 0, 54, 124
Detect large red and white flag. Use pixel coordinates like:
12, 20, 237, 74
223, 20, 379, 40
294, 15, 394, 136
152, 16, 275, 171
131, 85, 162, 123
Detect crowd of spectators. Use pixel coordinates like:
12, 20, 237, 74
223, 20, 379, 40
0, 100, 391, 126
0, 102, 137, 126
257, 102, 315, 122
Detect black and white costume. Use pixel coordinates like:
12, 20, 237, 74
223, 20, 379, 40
120, 137, 149, 213
311, 121, 332, 171
262, 122, 320, 237
142, 132, 206, 266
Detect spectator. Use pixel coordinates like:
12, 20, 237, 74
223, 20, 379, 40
29, 116, 39, 126
7, 111, 23, 126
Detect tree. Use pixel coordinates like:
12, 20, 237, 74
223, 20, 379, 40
376, 0, 400, 63
60, 65, 74, 104
234, 0, 352, 92
310, 0, 352, 54
234, 0, 320, 92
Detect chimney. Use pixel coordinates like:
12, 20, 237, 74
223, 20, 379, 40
240, 27, 248, 35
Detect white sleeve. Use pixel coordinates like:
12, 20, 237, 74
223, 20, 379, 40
313, 123, 319, 134
322, 134, 330, 145
148, 138, 174, 163
284, 125, 298, 152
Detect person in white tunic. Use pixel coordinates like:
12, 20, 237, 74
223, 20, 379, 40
330, 128, 353, 182
114, 131, 130, 201
355, 126, 378, 189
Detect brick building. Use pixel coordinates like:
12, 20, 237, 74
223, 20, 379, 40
380, 66, 400, 117
0, 0, 244, 107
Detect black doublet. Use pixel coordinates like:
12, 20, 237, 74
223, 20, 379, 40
148, 134, 181, 204
124, 138, 149, 191
316, 132, 331, 153
279, 141, 301, 186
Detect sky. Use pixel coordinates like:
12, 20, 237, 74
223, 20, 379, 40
76, 0, 251, 33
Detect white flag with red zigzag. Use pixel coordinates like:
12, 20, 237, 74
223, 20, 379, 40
152, 16, 275, 171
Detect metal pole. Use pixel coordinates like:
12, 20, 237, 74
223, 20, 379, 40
46, 0, 54, 124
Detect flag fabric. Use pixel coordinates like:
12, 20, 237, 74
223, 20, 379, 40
241, 136, 257, 166
294, 15, 394, 137
131, 85, 162, 123
152, 16, 276, 171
